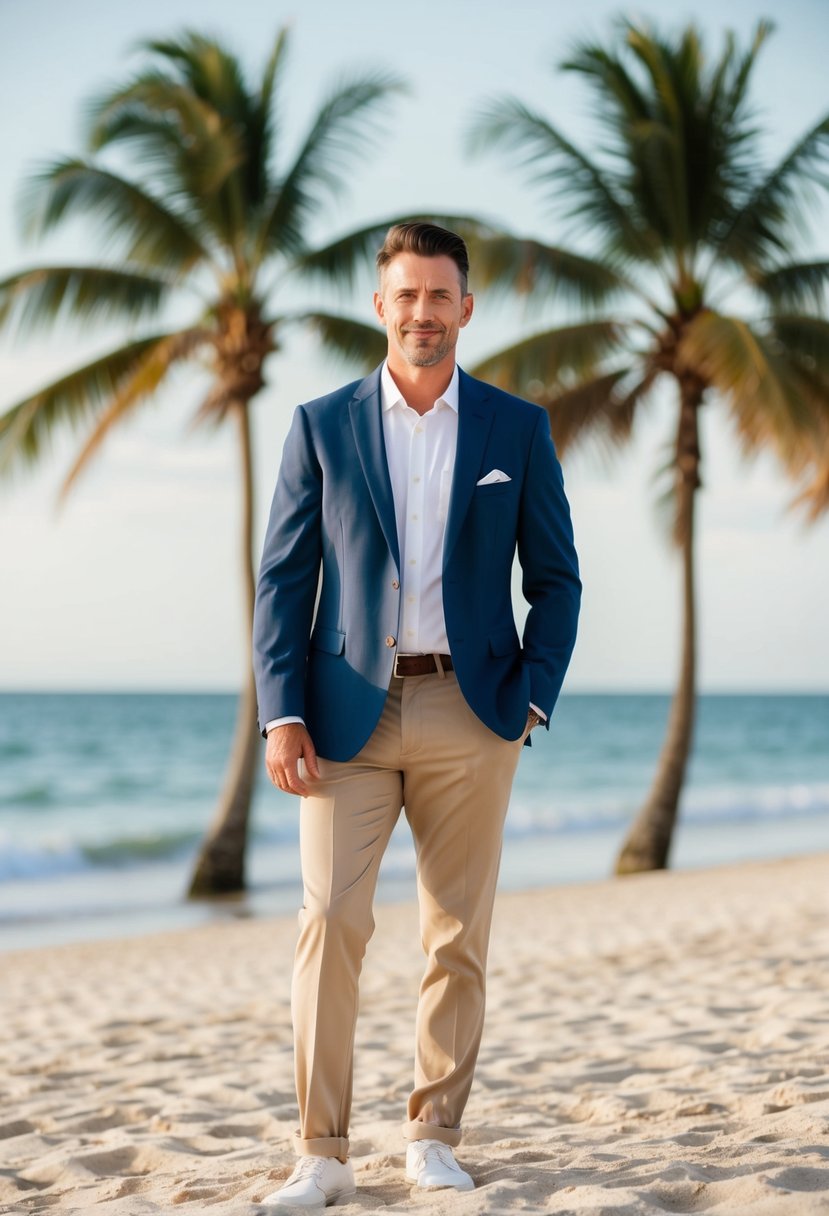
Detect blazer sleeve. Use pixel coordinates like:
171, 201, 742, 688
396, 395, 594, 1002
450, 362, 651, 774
517, 410, 582, 723
252, 405, 322, 735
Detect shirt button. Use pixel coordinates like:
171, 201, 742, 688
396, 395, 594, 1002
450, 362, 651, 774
415, 426, 423, 434
385, 635, 396, 648
391, 579, 400, 590
409, 559, 417, 565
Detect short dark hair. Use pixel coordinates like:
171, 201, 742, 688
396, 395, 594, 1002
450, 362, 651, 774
376, 222, 469, 295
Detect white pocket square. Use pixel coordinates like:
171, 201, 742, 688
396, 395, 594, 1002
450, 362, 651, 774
476, 469, 511, 486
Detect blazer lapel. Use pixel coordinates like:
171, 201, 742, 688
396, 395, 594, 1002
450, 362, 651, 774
349, 366, 400, 570
443, 369, 496, 567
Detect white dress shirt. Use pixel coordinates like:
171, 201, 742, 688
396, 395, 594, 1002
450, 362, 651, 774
264, 362, 543, 732
380, 359, 458, 655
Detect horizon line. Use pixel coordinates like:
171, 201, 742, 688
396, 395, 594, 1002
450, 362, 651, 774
1, 687, 827, 698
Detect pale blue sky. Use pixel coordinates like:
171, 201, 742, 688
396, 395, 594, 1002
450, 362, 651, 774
1, 0, 827, 691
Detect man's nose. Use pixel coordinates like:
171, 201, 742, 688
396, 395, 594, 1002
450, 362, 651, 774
412, 296, 435, 321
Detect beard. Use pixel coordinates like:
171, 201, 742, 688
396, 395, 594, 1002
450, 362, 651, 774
396, 327, 453, 367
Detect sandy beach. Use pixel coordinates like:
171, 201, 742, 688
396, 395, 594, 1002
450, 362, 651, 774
2, 852, 829, 1214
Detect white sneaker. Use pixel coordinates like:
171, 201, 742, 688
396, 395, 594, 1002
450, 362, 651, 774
406, 1139, 474, 1191
261, 1155, 356, 1208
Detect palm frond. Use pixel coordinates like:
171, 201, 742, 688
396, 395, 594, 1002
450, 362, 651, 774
611, 23, 718, 251
679, 309, 820, 459
90, 73, 232, 149
753, 355, 829, 521
143, 33, 269, 216
543, 366, 658, 456
790, 451, 829, 520
58, 327, 211, 497
469, 232, 634, 309
723, 18, 775, 119
559, 18, 771, 256
467, 96, 658, 262
87, 74, 247, 200
470, 321, 627, 392
752, 261, 829, 313
0, 333, 189, 475
560, 31, 651, 126
256, 26, 290, 170
142, 33, 249, 118
257, 71, 406, 257
292, 311, 388, 369
718, 112, 829, 264
0, 265, 170, 335
626, 25, 685, 125
770, 314, 829, 376
21, 158, 207, 271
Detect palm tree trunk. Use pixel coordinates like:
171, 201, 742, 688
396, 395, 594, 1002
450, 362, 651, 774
615, 376, 703, 874
188, 399, 261, 897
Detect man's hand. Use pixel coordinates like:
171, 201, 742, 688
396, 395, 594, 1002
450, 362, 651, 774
265, 723, 321, 796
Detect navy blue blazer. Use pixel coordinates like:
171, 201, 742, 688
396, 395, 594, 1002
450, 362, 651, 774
253, 364, 581, 762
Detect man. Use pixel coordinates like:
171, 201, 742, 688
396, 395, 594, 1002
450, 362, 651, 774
253, 222, 580, 1208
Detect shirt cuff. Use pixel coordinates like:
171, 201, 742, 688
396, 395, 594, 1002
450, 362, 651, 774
265, 716, 305, 733
529, 702, 547, 721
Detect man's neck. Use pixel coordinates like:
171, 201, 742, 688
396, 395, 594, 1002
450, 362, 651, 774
385, 356, 456, 416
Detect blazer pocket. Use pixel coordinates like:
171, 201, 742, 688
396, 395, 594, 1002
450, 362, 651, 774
488, 626, 521, 657
474, 480, 515, 496
310, 626, 345, 655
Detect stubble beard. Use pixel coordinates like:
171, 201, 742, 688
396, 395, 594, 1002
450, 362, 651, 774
397, 329, 453, 368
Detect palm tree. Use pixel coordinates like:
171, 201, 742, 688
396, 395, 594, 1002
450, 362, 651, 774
466, 17, 829, 872
0, 30, 400, 895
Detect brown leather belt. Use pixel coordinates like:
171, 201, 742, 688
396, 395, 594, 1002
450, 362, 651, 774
393, 653, 454, 677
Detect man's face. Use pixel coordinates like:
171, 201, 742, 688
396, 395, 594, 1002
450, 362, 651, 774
374, 252, 473, 369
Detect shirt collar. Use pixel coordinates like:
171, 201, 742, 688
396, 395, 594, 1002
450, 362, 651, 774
380, 360, 459, 414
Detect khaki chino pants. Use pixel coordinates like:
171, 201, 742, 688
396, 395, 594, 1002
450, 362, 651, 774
291, 668, 528, 1160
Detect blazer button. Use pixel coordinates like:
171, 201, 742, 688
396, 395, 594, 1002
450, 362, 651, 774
385, 635, 396, 648
391, 579, 400, 590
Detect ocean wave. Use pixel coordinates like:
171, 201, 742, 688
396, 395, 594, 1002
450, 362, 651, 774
507, 782, 829, 834
83, 829, 201, 865
0, 833, 88, 881
3, 783, 829, 884
684, 782, 829, 820
0, 827, 200, 882
0, 740, 31, 760
0, 782, 55, 808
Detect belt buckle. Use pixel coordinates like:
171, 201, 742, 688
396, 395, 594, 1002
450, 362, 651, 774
393, 652, 405, 678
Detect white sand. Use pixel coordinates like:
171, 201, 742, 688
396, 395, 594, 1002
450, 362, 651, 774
2, 853, 829, 1214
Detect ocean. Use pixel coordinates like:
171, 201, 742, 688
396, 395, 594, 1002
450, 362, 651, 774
1, 692, 827, 951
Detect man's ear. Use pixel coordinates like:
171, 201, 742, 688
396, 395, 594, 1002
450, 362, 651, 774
373, 292, 387, 326
459, 293, 474, 328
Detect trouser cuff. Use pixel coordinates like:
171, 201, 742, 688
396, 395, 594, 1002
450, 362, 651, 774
403, 1119, 462, 1147
294, 1131, 349, 1162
